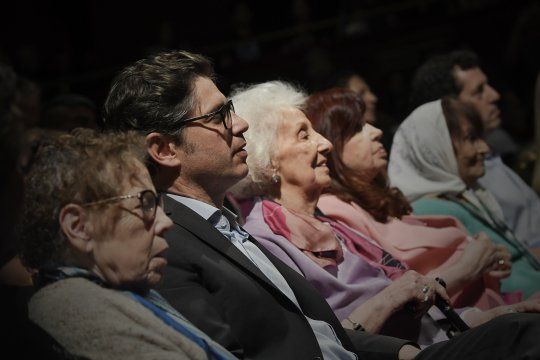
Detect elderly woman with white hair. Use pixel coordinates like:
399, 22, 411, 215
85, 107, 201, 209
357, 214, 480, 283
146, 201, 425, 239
230, 81, 540, 349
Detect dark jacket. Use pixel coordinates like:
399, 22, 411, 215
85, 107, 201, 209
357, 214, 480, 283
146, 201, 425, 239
157, 196, 408, 360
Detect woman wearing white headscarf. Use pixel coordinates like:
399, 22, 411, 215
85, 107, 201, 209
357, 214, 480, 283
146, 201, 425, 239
388, 98, 540, 298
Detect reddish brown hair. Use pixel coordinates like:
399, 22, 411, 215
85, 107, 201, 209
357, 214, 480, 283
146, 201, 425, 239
305, 88, 411, 222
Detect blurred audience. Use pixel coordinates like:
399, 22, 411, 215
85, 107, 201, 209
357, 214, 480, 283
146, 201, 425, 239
13, 77, 41, 128
532, 72, 540, 195
40, 94, 99, 131
334, 71, 397, 149
0, 63, 54, 359
0, 63, 28, 286
336, 73, 378, 124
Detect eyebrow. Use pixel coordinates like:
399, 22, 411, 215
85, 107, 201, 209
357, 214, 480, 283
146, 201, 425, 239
296, 122, 309, 133
193, 98, 226, 118
208, 99, 228, 113
472, 82, 485, 94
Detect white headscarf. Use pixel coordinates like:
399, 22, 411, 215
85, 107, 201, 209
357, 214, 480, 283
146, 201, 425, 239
387, 99, 507, 225
388, 100, 465, 202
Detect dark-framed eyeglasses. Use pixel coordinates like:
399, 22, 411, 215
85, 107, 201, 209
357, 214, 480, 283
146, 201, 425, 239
179, 99, 235, 129
82, 190, 163, 223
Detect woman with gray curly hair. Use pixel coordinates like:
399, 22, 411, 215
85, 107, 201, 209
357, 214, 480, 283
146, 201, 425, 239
20, 129, 235, 360
231, 81, 540, 348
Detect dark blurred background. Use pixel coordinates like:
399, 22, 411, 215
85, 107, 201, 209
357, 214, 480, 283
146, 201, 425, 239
1, 0, 539, 145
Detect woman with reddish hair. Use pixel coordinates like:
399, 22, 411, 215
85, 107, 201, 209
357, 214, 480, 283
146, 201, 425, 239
305, 88, 518, 309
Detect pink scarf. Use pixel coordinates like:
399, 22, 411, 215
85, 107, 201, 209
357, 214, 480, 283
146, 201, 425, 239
261, 199, 406, 279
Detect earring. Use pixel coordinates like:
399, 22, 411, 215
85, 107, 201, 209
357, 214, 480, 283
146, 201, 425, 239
271, 170, 281, 184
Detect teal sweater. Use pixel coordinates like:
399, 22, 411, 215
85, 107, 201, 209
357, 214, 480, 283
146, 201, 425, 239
413, 197, 540, 298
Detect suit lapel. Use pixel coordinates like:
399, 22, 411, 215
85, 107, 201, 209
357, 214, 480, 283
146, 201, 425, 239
163, 196, 354, 350
164, 196, 290, 296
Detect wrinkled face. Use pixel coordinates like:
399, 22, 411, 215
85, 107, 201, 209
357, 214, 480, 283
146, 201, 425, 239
341, 123, 387, 181
348, 75, 378, 124
176, 76, 249, 192
454, 67, 501, 131
273, 108, 333, 195
89, 161, 173, 291
452, 119, 490, 187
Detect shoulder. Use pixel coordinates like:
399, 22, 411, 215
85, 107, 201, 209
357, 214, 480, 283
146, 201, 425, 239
412, 197, 478, 230
318, 194, 354, 212
29, 278, 142, 327
244, 201, 275, 239
412, 197, 461, 212
29, 278, 205, 360
318, 195, 366, 221
29, 278, 137, 350
244, 201, 304, 274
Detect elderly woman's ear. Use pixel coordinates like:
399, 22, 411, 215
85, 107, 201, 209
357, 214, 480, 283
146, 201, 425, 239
145, 132, 182, 168
59, 204, 93, 253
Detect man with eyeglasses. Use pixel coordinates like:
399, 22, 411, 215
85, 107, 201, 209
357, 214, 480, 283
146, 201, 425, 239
104, 50, 540, 360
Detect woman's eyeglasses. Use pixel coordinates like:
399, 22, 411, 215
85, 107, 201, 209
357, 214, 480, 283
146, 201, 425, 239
82, 190, 163, 223
178, 99, 235, 129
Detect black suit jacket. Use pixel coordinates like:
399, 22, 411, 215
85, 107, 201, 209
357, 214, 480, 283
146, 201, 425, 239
157, 196, 409, 360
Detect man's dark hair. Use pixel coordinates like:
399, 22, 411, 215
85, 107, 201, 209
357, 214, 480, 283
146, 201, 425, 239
103, 50, 214, 137
409, 50, 480, 110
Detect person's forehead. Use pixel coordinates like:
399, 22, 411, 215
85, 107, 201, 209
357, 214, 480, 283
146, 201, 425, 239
192, 76, 226, 115
124, 160, 154, 190
348, 76, 368, 92
277, 108, 309, 135
454, 67, 487, 91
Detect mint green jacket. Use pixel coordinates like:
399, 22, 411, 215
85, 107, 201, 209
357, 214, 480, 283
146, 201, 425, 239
413, 197, 540, 298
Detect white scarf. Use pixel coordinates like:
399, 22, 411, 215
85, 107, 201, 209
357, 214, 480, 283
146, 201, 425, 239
388, 100, 505, 223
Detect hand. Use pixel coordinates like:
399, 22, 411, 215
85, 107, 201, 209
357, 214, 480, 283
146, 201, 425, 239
398, 344, 421, 360
465, 298, 540, 327
459, 232, 512, 280
381, 271, 449, 317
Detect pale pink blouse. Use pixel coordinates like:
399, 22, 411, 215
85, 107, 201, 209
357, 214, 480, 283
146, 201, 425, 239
318, 194, 515, 309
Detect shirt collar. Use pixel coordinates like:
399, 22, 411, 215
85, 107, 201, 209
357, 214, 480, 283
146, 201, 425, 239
166, 193, 240, 228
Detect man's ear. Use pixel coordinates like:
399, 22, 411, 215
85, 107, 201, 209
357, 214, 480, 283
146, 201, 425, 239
146, 132, 182, 168
59, 204, 93, 254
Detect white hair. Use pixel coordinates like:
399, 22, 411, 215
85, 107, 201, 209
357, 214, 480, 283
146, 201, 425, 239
230, 81, 307, 197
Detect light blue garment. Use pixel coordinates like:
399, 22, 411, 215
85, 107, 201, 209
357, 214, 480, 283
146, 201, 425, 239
168, 194, 357, 360
479, 155, 540, 248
